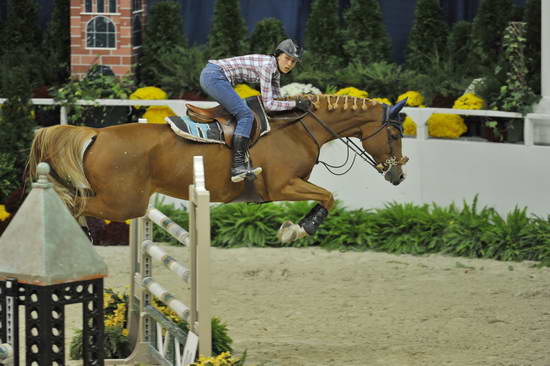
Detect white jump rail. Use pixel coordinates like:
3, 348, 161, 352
106, 155, 211, 366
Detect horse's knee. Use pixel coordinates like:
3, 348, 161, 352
324, 194, 335, 211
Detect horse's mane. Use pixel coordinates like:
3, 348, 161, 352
278, 94, 380, 112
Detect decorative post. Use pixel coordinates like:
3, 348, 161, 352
0, 163, 108, 366
541, 0, 549, 104
533, 0, 550, 145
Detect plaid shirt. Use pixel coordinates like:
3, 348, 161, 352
210, 54, 296, 112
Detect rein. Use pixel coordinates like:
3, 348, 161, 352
306, 112, 380, 172
269, 107, 406, 175
305, 110, 399, 175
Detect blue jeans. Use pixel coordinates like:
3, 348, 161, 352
199, 63, 254, 138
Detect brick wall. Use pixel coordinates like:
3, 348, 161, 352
70, 0, 145, 78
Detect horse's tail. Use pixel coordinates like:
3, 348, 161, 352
27, 125, 97, 216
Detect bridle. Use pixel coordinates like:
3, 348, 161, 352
298, 108, 409, 176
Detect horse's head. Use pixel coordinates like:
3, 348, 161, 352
359, 99, 409, 186
288, 94, 409, 186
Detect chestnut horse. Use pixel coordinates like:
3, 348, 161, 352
27, 95, 408, 243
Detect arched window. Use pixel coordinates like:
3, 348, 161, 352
132, 15, 142, 47
86, 16, 116, 48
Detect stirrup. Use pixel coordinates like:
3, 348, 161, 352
231, 167, 262, 183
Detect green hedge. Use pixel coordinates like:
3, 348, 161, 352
153, 197, 550, 266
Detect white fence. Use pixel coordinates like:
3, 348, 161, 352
2, 98, 549, 216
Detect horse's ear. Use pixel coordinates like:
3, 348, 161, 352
389, 98, 407, 120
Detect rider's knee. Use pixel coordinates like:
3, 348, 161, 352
235, 106, 253, 122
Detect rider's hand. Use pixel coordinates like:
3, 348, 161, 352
295, 98, 312, 112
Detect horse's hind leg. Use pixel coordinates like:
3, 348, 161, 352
270, 178, 335, 243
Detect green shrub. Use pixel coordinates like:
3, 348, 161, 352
304, 0, 345, 69
210, 203, 285, 247
439, 198, 495, 258
0, 0, 45, 92
0, 52, 35, 201
151, 198, 550, 266
405, 55, 470, 107
334, 61, 419, 101
483, 207, 538, 261
152, 45, 208, 98
0, 0, 42, 57
494, 22, 539, 114
0, 154, 18, 202
139, 0, 187, 86
469, 0, 514, 74
342, 0, 392, 65
49, 64, 135, 126
523, 0, 541, 94
405, 0, 449, 73
510, 3, 525, 21
447, 20, 473, 76
526, 216, 550, 265
42, 0, 70, 86
211, 317, 233, 356
293, 52, 336, 92
312, 206, 376, 249
366, 202, 450, 254
70, 325, 131, 360
248, 18, 287, 55
207, 0, 248, 59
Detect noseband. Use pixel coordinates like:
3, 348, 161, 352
359, 118, 409, 173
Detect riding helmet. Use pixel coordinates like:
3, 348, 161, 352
275, 39, 303, 61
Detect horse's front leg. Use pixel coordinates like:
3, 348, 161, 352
273, 178, 335, 244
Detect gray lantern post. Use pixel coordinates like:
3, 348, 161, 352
0, 163, 108, 365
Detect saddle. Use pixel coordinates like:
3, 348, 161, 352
185, 96, 271, 147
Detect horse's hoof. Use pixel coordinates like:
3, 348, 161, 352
277, 221, 308, 244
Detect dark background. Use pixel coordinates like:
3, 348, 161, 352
0, 0, 527, 63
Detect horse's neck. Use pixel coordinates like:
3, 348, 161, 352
284, 95, 379, 144
303, 111, 360, 145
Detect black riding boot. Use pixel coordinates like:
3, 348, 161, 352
231, 135, 262, 182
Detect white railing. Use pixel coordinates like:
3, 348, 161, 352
0, 98, 208, 124
1, 98, 549, 146
402, 107, 550, 147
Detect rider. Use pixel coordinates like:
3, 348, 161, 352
199, 39, 312, 183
